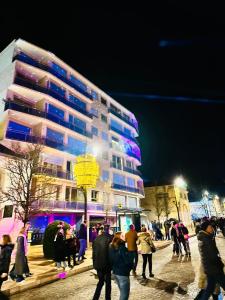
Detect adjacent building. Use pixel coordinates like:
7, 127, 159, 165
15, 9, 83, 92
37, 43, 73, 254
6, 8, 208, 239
0, 39, 144, 234
142, 183, 192, 229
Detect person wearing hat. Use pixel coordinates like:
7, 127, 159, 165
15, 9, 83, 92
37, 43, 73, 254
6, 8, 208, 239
197, 220, 225, 299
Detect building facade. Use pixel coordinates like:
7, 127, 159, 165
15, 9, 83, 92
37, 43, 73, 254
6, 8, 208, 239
0, 39, 144, 234
142, 184, 192, 229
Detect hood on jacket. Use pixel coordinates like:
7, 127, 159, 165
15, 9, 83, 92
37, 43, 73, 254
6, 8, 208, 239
197, 230, 214, 241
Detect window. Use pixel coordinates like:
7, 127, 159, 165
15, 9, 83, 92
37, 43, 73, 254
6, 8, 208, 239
114, 195, 126, 207
51, 63, 67, 77
110, 104, 121, 115
91, 108, 98, 117
71, 188, 77, 201
127, 178, 135, 187
46, 128, 64, 144
49, 82, 65, 97
65, 187, 70, 201
126, 160, 133, 169
3, 205, 13, 218
123, 113, 130, 122
102, 170, 109, 182
91, 126, 98, 136
102, 151, 109, 160
110, 119, 122, 131
91, 90, 98, 100
127, 197, 137, 208
101, 97, 107, 106
101, 114, 107, 123
48, 104, 64, 119
7, 121, 31, 134
68, 136, 86, 155
70, 116, 86, 130
113, 173, 125, 185
124, 128, 131, 137
69, 94, 86, 110
112, 155, 122, 169
70, 75, 87, 91
91, 190, 99, 201
101, 131, 108, 141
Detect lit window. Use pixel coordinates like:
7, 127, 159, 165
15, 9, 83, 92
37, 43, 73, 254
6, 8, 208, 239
101, 114, 107, 123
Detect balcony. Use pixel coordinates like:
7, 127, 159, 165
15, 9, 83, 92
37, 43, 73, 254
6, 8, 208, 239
123, 166, 142, 176
14, 52, 94, 100
14, 77, 93, 119
110, 161, 122, 170
109, 143, 141, 163
112, 183, 144, 195
108, 108, 139, 132
5, 130, 85, 157
36, 167, 73, 180
109, 125, 139, 146
32, 200, 105, 211
5, 101, 92, 139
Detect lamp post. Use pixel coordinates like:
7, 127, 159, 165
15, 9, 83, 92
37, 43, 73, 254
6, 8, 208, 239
173, 176, 187, 222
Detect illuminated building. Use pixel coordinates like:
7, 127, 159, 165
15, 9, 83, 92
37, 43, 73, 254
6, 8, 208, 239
0, 39, 144, 234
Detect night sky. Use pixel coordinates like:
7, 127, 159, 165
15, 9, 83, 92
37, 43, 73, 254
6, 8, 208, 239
1, 3, 225, 200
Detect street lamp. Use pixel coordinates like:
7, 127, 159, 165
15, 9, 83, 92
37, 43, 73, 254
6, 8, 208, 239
173, 176, 187, 221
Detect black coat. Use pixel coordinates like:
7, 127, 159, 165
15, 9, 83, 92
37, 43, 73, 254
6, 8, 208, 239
197, 230, 224, 275
54, 232, 66, 262
65, 237, 80, 256
0, 244, 14, 276
92, 234, 112, 271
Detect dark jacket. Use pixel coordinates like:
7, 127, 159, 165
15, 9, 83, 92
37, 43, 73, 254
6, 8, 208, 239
65, 237, 80, 256
109, 241, 133, 276
92, 234, 112, 271
0, 244, 14, 276
197, 230, 224, 275
78, 224, 87, 240
54, 232, 66, 262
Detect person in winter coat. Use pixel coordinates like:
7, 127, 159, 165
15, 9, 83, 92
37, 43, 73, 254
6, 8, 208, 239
78, 223, 87, 261
125, 224, 138, 276
14, 227, 29, 282
109, 236, 134, 300
179, 223, 191, 256
54, 228, 68, 270
0, 235, 14, 290
171, 221, 180, 255
65, 229, 79, 268
137, 227, 155, 279
197, 220, 225, 299
92, 225, 112, 300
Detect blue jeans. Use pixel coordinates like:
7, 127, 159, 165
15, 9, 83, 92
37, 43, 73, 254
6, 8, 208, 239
114, 275, 130, 300
78, 239, 87, 260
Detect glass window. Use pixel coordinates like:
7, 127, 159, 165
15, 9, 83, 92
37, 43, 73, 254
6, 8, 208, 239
51, 62, 67, 77
112, 155, 122, 169
7, 121, 31, 134
91, 126, 98, 136
126, 160, 132, 169
110, 119, 122, 131
49, 82, 65, 97
68, 136, 86, 155
46, 128, 64, 144
73, 117, 86, 130
91, 190, 99, 202
124, 128, 131, 137
127, 178, 135, 187
114, 194, 126, 207
91, 90, 98, 100
69, 94, 86, 110
65, 187, 70, 201
123, 113, 130, 122
101, 98, 107, 106
127, 197, 137, 208
101, 114, 107, 123
91, 108, 98, 117
48, 104, 64, 119
113, 173, 125, 186
70, 75, 87, 91
102, 170, 109, 182
101, 131, 108, 141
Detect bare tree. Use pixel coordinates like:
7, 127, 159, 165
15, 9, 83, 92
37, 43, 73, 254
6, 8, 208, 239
154, 193, 164, 221
0, 143, 57, 225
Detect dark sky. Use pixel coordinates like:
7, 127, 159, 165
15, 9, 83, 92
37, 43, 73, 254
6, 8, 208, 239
1, 3, 225, 199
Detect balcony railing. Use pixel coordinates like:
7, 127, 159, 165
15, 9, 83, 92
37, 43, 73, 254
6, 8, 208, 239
109, 143, 141, 163
110, 161, 122, 170
14, 77, 93, 119
112, 183, 144, 195
36, 167, 73, 180
123, 166, 142, 176
5, 101, 92, 139
5, 130, 86, 157
109, 125, 139, 146
108, 108, 139, 132
14, 52, 94, 100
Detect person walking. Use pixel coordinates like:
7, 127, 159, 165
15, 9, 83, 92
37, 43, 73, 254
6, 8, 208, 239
14, 227, 29, 282
125, 224, 138, 276
137, 227, 155, 279
92, 225, 112, 300
0, 235, 14, 290
109, 236, 133, 300
171, 221, 180, 256
164, 221, 171, 240
197, 220, 225, 299
78, 222, 87, 261
54, 228, 69, 270
177, 222, 188, 255
65, 228, 79, 268
180, 223, 191, 256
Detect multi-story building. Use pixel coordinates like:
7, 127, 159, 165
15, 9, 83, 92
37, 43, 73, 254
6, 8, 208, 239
0, 39, 144, 235
142, 183, 193, 229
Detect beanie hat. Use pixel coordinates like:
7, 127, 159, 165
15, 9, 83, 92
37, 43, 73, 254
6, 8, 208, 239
200, 220, 211, 231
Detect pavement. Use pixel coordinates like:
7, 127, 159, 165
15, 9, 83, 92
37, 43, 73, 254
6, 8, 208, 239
8, 234, 225, 300
1, 239, 172, 298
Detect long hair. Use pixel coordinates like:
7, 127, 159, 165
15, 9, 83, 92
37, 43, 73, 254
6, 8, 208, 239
2, 235, 12, 245
111, 236, 124, 249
